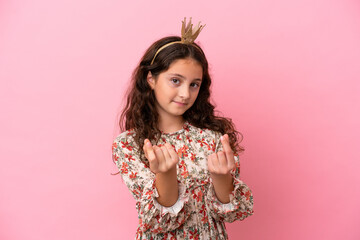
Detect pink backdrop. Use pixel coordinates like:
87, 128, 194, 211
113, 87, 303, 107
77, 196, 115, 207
1, 0, 359, 239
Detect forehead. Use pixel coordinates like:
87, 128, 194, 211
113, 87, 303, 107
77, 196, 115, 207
166, 58, 203, 77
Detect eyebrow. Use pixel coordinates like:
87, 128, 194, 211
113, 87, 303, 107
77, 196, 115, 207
168, 73, 202, 82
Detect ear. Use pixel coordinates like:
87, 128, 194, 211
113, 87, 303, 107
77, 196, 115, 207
147, 71, 155, 89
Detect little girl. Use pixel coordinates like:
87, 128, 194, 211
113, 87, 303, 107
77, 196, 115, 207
112, 18, 254, 239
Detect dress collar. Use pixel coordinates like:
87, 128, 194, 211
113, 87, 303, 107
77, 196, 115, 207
160, 121, 190, 136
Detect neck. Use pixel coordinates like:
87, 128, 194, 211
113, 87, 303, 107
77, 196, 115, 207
157, 116, 185, 134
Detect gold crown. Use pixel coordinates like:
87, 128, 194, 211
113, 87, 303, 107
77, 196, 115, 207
181, 17, 206, 43
150, 17, 205, 65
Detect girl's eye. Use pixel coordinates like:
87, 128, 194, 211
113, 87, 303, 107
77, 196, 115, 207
190, 82, 200, 88
171, 78, 180, 84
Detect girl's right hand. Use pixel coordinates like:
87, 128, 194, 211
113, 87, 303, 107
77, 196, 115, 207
143, 139, 179, 174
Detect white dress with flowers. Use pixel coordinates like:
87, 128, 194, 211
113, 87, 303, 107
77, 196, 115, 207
112, 121, 254, 239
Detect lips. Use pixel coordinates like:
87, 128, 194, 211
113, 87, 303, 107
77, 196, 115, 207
173, 101, 187, 106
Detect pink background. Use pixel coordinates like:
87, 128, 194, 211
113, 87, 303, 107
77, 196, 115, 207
1, 0, 359, 239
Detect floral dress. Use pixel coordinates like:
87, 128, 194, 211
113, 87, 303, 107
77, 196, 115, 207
112, 121, 254, 239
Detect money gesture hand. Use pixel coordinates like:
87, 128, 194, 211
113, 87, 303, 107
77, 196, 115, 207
207, 134, 236, 176
143, 139, 179, 174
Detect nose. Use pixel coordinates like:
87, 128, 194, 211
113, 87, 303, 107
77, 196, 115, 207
179, 85, 190, 100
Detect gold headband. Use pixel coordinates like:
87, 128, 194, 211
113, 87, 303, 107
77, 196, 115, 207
150, 17, 206, 65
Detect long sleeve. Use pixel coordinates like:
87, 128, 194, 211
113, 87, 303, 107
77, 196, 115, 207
112, 132, 191, 233
205, 133, 254, 223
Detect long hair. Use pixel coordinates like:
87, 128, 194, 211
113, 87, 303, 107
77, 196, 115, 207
119, 36, 244, 155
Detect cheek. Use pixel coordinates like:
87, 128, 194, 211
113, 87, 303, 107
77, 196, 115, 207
154, 87, 172, 102
191, 89, 200, 99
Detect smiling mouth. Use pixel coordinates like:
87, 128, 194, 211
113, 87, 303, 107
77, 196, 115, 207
173, 101, 187, 105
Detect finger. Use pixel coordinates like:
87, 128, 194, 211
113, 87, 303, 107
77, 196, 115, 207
145, 139, 156, 161
207, 154, 215, 173
211, 152, 220, 173
217, 151, 227, 170
230, 155, 238, 171
146, 141, 159, 172
153, 145, 165, 166
161, 145, 172, 164
165, 142, 178, 164
221, 134, 235, 169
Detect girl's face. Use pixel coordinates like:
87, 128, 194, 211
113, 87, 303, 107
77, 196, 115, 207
147, 58, 203, 122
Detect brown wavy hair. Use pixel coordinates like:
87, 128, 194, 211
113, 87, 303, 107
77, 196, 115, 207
119, 36, 244, 155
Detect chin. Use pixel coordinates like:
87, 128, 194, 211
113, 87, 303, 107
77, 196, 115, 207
171, 110, 187, 116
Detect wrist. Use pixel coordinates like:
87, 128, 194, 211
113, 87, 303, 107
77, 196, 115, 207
210, 172, 233, 183
155, 167, 179, 207
156, 166, 177, 178
210, 173, 234, 204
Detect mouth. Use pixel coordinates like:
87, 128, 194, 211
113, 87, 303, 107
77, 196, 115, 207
173, 101, 188, 106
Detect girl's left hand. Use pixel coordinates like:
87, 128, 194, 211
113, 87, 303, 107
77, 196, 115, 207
207, 134, 236, 176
